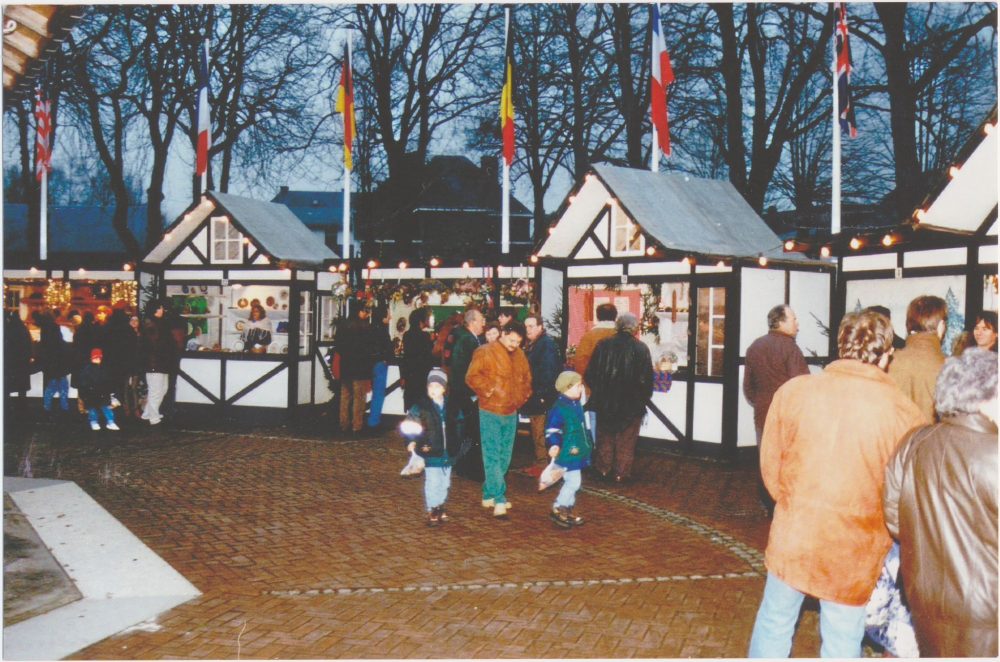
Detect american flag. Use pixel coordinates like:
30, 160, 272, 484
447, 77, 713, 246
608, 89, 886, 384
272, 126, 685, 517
196, 39, 211, 177
34, 86, 52, 181
835, 3, 857, 137
650, 4, 675, 157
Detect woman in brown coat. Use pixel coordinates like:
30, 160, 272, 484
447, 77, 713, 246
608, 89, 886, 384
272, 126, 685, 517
748, 311, 927, 658
883, 348, 998, 657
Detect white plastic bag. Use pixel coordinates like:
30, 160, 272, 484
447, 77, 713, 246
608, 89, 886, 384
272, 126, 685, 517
538, 460, 565, 491
400, 450, 426, 477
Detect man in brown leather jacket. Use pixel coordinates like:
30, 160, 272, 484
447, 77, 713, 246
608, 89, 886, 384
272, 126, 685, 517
884, 348, 998, 657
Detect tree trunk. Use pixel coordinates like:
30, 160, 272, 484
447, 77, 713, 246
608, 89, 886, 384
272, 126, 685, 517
713, 4, 748, 194
612, 5, 643, 168
876, 3, 920, 217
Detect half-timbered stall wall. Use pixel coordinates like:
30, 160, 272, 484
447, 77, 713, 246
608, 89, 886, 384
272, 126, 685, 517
824, 111, 997, 354
141, 192, 337, 415
535, 163, 834, 457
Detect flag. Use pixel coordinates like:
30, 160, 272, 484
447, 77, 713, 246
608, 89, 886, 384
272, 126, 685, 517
34, 86, 51, 181
335, 43, 356, 172
196, 39, 211, 177
499, 22, 515, 167
835, 3, 857, 138
650, 4, 674, 157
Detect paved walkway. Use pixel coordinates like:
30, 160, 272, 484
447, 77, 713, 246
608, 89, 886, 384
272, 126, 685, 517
3, 413, 839, 659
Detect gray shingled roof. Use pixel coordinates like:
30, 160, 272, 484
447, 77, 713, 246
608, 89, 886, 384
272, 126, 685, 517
592, 163, 808, 260
210, 192, 339, 264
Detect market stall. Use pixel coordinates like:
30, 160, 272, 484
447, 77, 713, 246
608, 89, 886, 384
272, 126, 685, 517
535, 163, 834, 457
141, 191, 338, 416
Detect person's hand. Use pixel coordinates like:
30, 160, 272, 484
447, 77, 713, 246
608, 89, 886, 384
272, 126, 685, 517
548, 445, 559, 459
407, 442, 416, 453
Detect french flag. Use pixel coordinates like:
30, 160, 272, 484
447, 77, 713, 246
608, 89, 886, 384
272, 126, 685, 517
650, 4, 674, 158
196, 39, 211, 178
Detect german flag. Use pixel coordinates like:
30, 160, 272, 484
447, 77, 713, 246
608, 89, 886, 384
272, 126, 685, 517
499, 17, 515, 167
335, 43, 356, 171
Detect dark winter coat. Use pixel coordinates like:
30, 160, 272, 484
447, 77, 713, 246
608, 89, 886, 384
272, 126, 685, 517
522, 331, 561, 416
71, 319, 101, 385
545, 396, 593, 471
402, 396, 460, 467
5, 313, 33, 393
336, 319, 383, 380
401, 327, 435, 407
103, 312, 140, 382
584, 331, 654, 432
447, 326, 482, 405
140, 317, 178, 374
743, 330, 810, 435
36, 324, 73, 383
75, 362, 115, 409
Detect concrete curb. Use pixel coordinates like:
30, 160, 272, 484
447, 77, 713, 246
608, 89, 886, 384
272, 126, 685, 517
3, 477, 201, 661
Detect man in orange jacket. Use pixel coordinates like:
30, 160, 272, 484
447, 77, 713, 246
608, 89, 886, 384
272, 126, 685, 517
465, 319, 532, 519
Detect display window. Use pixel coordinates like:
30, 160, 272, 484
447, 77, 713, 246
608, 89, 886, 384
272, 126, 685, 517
694, 286, 725, 377
168, 283, 307, 356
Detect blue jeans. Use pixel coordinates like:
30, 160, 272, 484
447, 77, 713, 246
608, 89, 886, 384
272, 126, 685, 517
749, 573, 866, 658
554, 469, 581, 509
43, 377, 69, 411
424, 466, 451, 510
479, 409, 517, 504
87, 406, 116, 426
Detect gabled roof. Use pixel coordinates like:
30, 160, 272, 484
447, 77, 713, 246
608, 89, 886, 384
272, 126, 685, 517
144, 191, 338, 266
409, 156, 532, 216
3, 203, 149, 256
540, 163, 817, 263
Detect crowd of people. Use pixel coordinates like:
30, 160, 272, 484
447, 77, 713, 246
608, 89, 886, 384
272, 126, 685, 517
744, 296, 997, 658
4, 300, 187, 428
5, 290, 997, 657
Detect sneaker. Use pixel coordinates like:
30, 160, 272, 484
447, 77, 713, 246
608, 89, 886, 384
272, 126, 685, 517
427, 507, 441, 527
149, 418, 162, 426
481, 498, 495, 508
438, 508, 449, 522
106, 422, 120, 431
493, 503, 508, 518
567, 508, 585, 527
89, 421, 101, 431
549, 507, 572, 529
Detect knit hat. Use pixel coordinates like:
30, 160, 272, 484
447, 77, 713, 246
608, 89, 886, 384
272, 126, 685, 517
427, 368, 448, 387
90, 348, 103, 361
555, 370, 582, 394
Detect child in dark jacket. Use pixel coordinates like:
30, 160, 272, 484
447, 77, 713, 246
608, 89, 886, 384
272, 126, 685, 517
76, 348, 119, 431
401, 368, 455, 527
546, 371, 593, 528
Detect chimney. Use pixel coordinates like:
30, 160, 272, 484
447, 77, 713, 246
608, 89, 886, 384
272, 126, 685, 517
480, 156, 498, 179
278, 185, 289, 199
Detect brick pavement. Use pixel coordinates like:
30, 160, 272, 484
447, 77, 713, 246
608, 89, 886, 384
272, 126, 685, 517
3, 415, 840, 658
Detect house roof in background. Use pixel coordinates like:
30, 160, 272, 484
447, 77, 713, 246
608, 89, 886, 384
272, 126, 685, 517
409, 156, 531, 216
3, 203, 149, 257
271, 188, 360, 229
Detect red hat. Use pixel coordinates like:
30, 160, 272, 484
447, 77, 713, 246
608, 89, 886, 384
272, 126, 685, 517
90, 348, 103, 361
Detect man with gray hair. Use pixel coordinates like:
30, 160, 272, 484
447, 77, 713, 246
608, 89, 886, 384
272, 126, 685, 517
883, 348, 998, 657
583, 312, 653, 483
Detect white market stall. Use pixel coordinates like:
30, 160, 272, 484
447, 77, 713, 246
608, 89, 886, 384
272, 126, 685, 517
535, 163, 834, 457
141, 192, 338, 416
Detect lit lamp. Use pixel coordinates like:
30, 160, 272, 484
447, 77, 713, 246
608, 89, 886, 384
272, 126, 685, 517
849, 237, 863, 250
820, 246, 832, 258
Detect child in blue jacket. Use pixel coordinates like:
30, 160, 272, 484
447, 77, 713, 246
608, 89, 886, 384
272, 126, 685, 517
401, 368, 455, 527
545, 371, 593, 528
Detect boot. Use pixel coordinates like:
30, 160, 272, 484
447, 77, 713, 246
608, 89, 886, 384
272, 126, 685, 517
549, 506, 572, 529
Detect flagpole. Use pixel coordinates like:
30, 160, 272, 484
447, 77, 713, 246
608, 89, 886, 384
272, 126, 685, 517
40, 168, 47, 261
343, 36, 353, 262
831, 5, 841, 237
501, 8, 511, 256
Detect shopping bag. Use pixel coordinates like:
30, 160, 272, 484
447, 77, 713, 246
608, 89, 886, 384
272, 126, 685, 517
400, 450, 426, 477
538, 460, 565, 491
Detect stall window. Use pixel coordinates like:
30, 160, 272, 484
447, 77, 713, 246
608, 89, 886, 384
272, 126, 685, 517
298, 292, 312, 354
318, 296, 342, 342
211, 216, 242, 263
695, 286, 725, 377
610, 206, 645, 257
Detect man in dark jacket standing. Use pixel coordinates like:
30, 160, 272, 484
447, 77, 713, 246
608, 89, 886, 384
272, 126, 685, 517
140, 301, 177, 426
584, 313, 653, 483
743, 305, 810, 442
522, 314, 561, 470
447, 309, 485, 479
336, 307, 382, 434
883, 348, 998, 658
